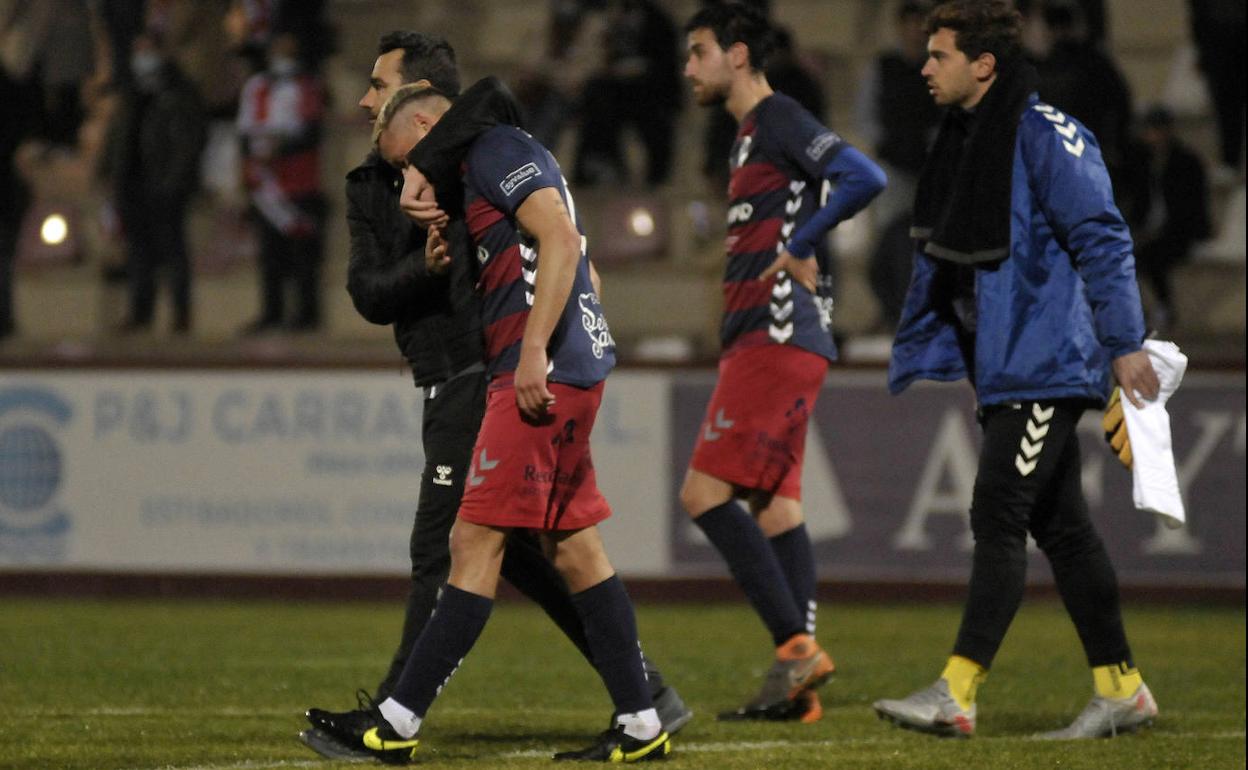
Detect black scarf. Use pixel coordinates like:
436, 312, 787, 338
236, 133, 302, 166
406, 76, 524, 219
912, 59, 1038, 264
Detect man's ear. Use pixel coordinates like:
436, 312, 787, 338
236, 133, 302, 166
972, 51, 998, 82
728, 41, 750, 69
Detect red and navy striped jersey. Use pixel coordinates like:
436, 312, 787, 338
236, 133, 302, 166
463, 126, 615, 388
722, 92, 844, 361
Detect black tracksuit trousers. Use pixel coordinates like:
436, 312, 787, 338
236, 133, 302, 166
952, 399, 1133, 670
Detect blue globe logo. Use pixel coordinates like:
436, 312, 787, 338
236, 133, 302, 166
0, 424, 63, 512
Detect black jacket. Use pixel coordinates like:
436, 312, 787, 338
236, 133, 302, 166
98, 64, 206, 206
344, 151, 483, 386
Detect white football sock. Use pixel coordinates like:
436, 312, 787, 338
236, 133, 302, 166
616, 707, 661, 741
378, 697, 422, 739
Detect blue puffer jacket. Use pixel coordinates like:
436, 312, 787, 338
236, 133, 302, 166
888, 95, 1145, 408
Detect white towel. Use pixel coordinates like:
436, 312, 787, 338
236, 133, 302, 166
1121, 340, 1188, 529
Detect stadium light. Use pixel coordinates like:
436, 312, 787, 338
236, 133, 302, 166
40, 213, 69, 246
629, 207, 655, 238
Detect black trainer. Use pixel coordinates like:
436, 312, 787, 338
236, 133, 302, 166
305, 689, 381, 745
554, 726, 671, 762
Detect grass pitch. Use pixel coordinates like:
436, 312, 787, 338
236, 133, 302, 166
0, 596, 1243, 770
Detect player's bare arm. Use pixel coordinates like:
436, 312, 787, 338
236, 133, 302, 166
399, 165, 448, 229
513, 187, 582, 419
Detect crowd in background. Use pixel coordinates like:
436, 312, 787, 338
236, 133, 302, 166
0, 0, 1242, 345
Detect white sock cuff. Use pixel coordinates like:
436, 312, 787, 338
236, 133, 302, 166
379, 697, 422, 739
616, 707, 662, 741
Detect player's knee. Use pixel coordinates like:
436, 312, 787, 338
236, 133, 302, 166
680, 478, 718, 518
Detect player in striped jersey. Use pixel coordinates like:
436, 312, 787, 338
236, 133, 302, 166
681, 3, 886, 722
352, 86, 671, 764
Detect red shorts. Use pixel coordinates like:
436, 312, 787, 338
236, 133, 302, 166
689, 344, 828, 500
458, 380, 612, 531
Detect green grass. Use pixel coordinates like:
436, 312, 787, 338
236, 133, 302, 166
0, 597, 1242, 770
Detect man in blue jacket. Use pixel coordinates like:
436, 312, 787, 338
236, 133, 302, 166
872, 0, 1161, 740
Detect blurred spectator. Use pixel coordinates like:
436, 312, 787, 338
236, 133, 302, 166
573, 0, 682, 187
1188, 0, 1245, 181
1031, 0, 1132, 176
2, 0, 95, 147
511, 0, 605, 150
90, 0, 146, 89
1018, 0, 1106, 47
0, 63, 36, 341
855, 0, 940, 330
1131, 106, 1212, 333
236, 28, 327, 334
97, 30, 206, 333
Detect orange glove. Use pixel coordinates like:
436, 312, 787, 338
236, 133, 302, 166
1101, 387, 1133, 469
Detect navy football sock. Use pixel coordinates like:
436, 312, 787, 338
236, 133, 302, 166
695, 501, 805, 646
571, 575, 652, 716
770, 523, 818, 635
390, 584, 493, 717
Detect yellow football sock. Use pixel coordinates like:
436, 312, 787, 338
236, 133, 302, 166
940, 655, 987, 711
1093, 662, 1143, 699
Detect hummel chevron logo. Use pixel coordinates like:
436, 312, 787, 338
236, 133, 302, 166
1019, 436, 1043, 459
1015, 403, 1054, 476
1035, 103, 1086, 157
703, 409, 734, 441
772, 279, 793, 299
1026, 419, 1049, 441
522, 266, 537, 284
468, 449, 499, 487
770, 299, 794, 321
1015, 455, 1038, 476
769, 322, 794, 343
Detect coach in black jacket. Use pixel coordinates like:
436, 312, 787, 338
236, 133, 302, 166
302, 33, 689, 761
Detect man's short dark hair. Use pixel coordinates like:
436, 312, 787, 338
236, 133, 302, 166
377, 30, 460, 96
684, 2, 775, 71
926, 0, 1022, 68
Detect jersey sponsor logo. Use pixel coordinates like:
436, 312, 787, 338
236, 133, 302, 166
577, 292, 614, 359
500, 162, 542, 196
805, 131, 840, 162
726, 201, 754, 225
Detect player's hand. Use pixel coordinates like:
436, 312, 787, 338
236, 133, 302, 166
1101, 386, 1133, 469
1111, 349, 1160, 408
760, 249, 818, 292
400, 165, 448, 229
425, 225, 450, 275
515, 346, 555, 421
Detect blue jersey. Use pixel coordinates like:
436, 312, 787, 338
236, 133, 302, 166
723, 93, 846, 361
463, 125, 615, 388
